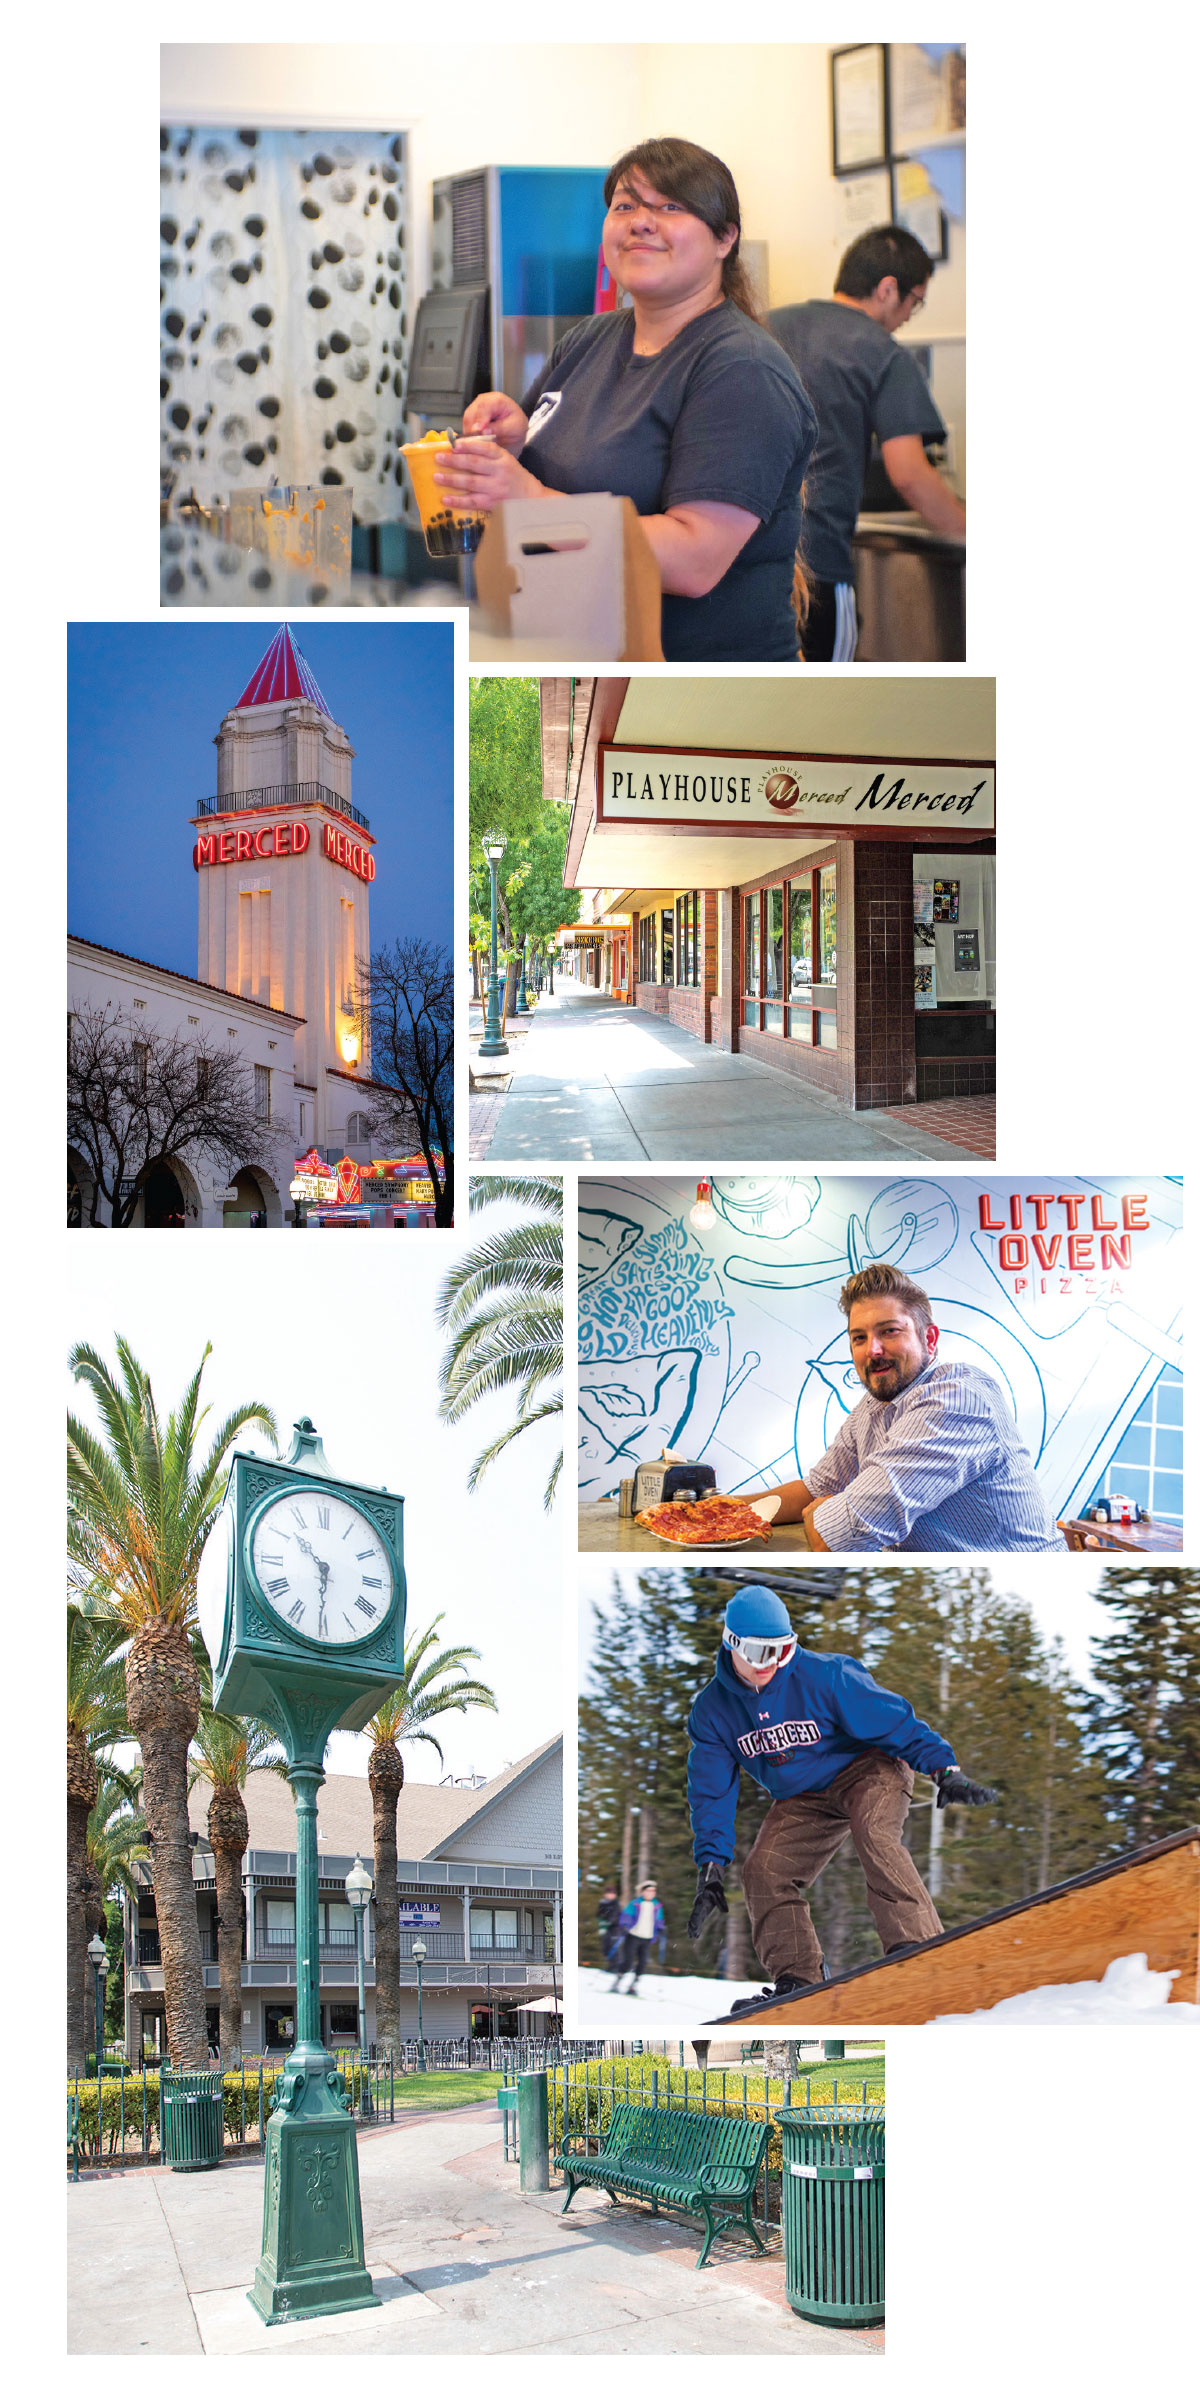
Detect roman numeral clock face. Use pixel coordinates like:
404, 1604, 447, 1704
250, 1490, 394, 1647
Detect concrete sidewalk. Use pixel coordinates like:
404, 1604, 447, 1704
470, 986, 984, 1165
67, 2103, 879, 2356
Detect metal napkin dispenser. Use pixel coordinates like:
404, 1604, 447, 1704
626, 1457, 717, 1515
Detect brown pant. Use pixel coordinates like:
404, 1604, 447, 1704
741, 1752, 943, 1982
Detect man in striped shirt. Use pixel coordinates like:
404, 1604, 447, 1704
750, 1261, 1068, 1552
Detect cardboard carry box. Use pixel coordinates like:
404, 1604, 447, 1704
474, 493, 663, 661
226, 484, 354, 589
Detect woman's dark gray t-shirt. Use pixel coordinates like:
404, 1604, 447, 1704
519, 304, 817, 662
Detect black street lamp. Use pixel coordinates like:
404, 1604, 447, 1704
515, 938, 531, 1015
479, 831, 509, 1059
411, 1937, 428, 2072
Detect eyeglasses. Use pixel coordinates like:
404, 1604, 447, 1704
725, 1631, 797, 1668
903, 291, 927, 314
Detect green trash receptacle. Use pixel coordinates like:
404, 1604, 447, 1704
777, 2104, 884, 2327
160, 2068, 224, 2172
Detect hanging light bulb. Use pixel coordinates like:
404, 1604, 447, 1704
689, 1178, 716, 1231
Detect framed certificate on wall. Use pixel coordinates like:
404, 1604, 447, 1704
831, 44, 889, 174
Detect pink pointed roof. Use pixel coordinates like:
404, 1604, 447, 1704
233, 624, 332, 716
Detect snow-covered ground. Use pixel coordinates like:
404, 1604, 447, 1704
933, 1953, 1200, 2025
575, 1965, 767, 2028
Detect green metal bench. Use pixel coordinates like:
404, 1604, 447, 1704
67, 2095, 81, 2183
555, 2102, 770, 2269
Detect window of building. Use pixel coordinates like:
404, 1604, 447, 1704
323, 1900, 356, 1952
196, 1056, 212, 1100
264, 1896, 294, 1951
743, 865, 836, 1045
327, 2002, 359, 2040
264, 2005, 295, 2050
254, 1063, 271, 1122
470, 1906, 519, 1952
743, 891, 761, 1026
638, 913, 658, 984
660, 905, 674, 985
1084, 1363, 1183, 1527
132, 1040, 149, 1091
346, 1111, 368, 1144
675, 891, 700, 987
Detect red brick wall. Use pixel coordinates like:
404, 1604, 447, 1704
635, 982, 669, 1014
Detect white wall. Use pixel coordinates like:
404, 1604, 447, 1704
161, 42, 964, 320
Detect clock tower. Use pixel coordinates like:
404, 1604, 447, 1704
191, 626, 374, 1147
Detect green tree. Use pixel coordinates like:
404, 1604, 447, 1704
1086, 1567, 1200, 1844
437, 1176, 563, 1507
85, 1769, 147, 2059
189, 1712, 290, 2064
468, 678, 579, 988
66, 1602, 129, 2073
364, 1618, 497, 2054
67, 1338, 277, 2068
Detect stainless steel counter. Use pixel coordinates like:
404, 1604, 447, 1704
851, 512, 965, 662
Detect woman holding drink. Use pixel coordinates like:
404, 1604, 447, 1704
431, 137, 817, 663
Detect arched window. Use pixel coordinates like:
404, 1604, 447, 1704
346, 1111, 368, 1144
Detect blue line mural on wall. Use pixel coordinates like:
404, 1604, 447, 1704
577, 1176, 1184, 1526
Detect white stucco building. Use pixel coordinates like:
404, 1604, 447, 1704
68, 626, 412, 1227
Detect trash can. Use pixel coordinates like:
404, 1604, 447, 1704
777, 2105, 884, 2327
160, 2068, 225, 2172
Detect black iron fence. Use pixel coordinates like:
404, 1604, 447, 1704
66, 2052, 395, 2169
549, 2057, 886, 2241
397, 2036, 602, 2073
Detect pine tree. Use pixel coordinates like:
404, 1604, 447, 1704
1086, 1567, 1200, 1844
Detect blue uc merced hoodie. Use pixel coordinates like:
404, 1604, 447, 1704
687, 1644, 956, 1864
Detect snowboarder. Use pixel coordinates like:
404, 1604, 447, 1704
610, 1881, 668, 1995
686, 1585, 997, 2013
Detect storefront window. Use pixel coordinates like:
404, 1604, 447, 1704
661, 906, 674, 984
743, 893, 760, 993
639, 915, 657, 983
788, 1005, 814, 1043
765, 887, 784, 1000
675, 890, 700, 987
789, 883, 812, 990
819, 867, 837, 984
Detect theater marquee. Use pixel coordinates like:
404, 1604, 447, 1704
597, 745, 996, 837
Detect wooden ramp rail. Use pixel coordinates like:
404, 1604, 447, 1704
710, 1827, 1200, 2027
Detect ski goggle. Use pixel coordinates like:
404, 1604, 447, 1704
724, 1630, 797, 1668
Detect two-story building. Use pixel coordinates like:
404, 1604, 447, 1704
123, 1737, 563, 2057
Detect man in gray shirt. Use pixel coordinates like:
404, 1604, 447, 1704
770, 225, 967, 660
745, 1261, 1068, 1553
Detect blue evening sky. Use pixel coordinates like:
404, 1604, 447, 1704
67, 620, 453, 971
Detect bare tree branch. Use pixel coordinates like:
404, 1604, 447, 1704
366, 938, 454, 1227
67, 1003, 265, 1228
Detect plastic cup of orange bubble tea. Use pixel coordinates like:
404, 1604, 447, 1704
401, 429, 489, 557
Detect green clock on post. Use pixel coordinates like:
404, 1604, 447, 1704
197, 1415, 405, 2329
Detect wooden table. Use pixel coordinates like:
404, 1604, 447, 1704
578, 1503, 811, 1556
1058, 1516, 1183, 1554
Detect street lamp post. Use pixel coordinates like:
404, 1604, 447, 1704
515, 938, 530, 1015
345, 1855, 374, 2122
288, 1179, 307, 1230
411, 1937, 428, 2073
479, 831, 509, 1059
86, 1931, 108, 2073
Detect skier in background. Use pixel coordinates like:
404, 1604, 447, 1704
610, 1881, 668, 1996
687, 1585, 997, 2013
597, 1882, 622, 1968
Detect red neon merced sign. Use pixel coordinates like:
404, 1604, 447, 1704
192, 820, 375, 883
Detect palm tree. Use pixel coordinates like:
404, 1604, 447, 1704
66, 1603, 130, 2073
85, 1769, 148, 2062
189, 1711, 289, 2065
365, 1617, 497, 2055
436, 1175, 563, 1507
67, 1337, 276, 2069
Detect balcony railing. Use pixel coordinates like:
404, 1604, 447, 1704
259, 1930, 358, 1958
138, 1929, 224, 1965
194, 779, 370, 832
398, 1931, 552, 1963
